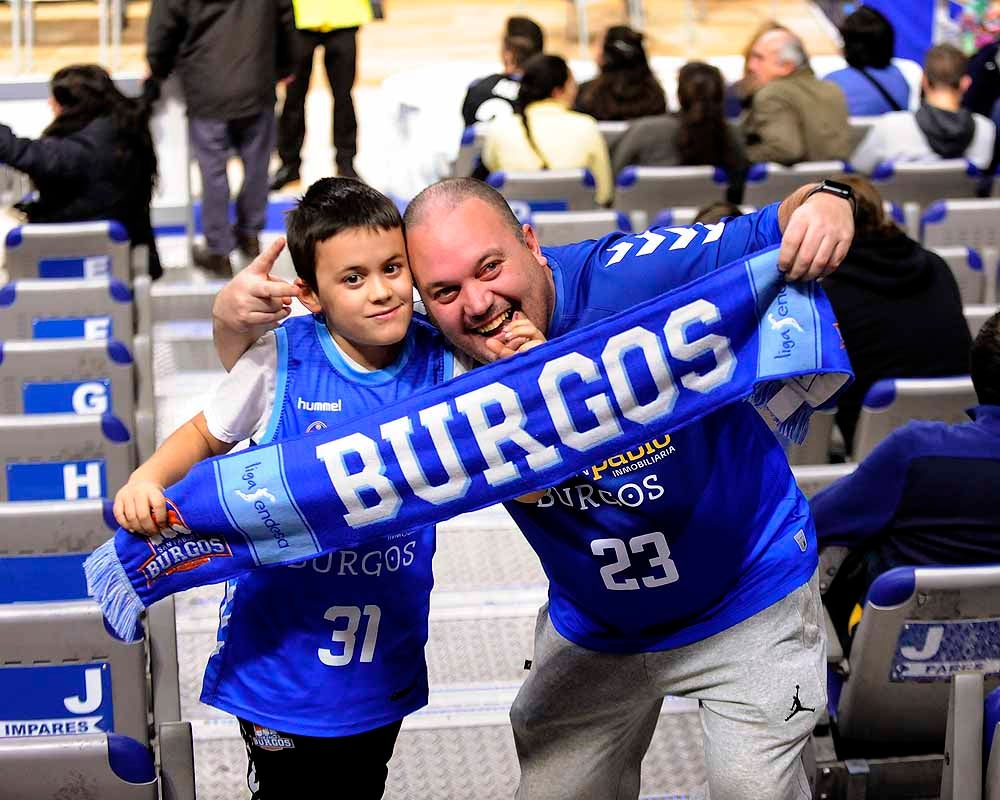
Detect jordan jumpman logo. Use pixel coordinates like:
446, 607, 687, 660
784, 684, 815, 722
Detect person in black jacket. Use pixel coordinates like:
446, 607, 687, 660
146, 0, 296, 276
573, 25, 667, 121
0, 64, 161, 279
821, 174, 972, 452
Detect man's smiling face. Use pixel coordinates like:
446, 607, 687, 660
406, 197, 555, 364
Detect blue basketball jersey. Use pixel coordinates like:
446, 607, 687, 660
201, 314, 453, 736
505, 204, 819, 653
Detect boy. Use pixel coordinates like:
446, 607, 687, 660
115, 178, 482, 797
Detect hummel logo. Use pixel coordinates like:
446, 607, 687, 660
768, 313, 804, 333
234, 488, 276, 504
784, 684, 816, 722
297, 397, 341, 412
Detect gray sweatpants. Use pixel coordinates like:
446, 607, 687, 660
510, 570, 824, 800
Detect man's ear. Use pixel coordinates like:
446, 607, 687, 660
522, 223, 548, 267
295, 277, 322, 314
960, 74, 972, 94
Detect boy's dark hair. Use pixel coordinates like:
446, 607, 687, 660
971, 310, 1000, 406
505, 16, 544, 53
840, 6, 895, 70
924, 44, 968, 90
285, 178, 402, 291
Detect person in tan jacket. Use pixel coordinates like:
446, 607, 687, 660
742, 29, 851, 165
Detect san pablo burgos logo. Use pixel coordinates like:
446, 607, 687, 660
233, 461, 290, 549
139, 499, 232, 586
770, 284, 804, 360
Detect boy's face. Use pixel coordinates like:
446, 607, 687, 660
296, 226, 413, 369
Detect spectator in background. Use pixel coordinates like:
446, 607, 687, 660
824, 6, 910, 116
270, 0, 373, 190
147, 0, 296, 276
612, 62, 746, 202
573, 26, 667, 121
814, 310, 1000, 648
482, 54, 613, 206
742, 28, 851, 164
819, 175, 971, 452
693, 201, 744, 225
724, 20, 787, 118
462, 16, 544, 127
0, 64, 161, 279
851, 44, 995, 174
963, 33, 1000, 117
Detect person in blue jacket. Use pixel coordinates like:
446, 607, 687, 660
813, 310, 1000, 648
212, 177, 856, 799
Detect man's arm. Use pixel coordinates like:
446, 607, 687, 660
145, 0, 187, 80
776, 183, 854, 281
212, 237, 299, 370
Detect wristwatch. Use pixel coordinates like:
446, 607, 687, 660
804, 179, 857, 218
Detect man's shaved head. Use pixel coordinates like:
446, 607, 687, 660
403, 178, 524, 242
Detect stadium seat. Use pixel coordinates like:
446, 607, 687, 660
853, 376, 977, 460
0, 599, 148, 742
922, 198, 1000, 251
814, 565, 1000, 800
487, 169, 598, 211
596, 120, 631, 150
867, 160, 980, 209
966, 305, 997, 338
743, 161, 847, 208
0, 733, 158, 799
0, 413, 133, 501
453, 124, 487, 178
0, 338, 136, 426
848, 116, 878, 151
5, 221, 132, 284
614, 165, 729, 223
785, 408, 835, 466
0, 277, 133, 341
790, 463, 856, 499
530, 210, 632, 245
931, 246, 993, 305
986, 687, 1000, 800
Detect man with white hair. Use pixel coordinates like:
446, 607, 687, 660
743, 28, 852, 164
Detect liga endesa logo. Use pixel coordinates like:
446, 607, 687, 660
138, 499, 232, 586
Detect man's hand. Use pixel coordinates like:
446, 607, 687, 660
212, 237, 299, 369
777, 185, 855, 282
484, 316, 546, 361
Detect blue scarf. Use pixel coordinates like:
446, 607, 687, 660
86, 246, 852, 641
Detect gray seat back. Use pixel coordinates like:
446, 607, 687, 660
530, 210, 631, 246
0, 733, 157, 799
931, 246, 993, 305
922, 198, 1000, 251
487, 169, 598, 211
853, 376, 977, 460
614, 165, 727, 220
838, 565, 1000, 745
597, 120, 630, 150
871, 160, 979, 209
0, 413, 133, 501
5, 221, 131, 284
0, 278, 134, 341
791, 463, 857, 499
743, 161, 847, 207
0, 600, 149, 743
966, 305, 997, 339
984, 687, 1000, 800
0, 338, 135, 426
453, 124, 487, 177
785, 408, 835, 466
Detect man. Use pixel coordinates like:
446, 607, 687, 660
814, 310, 1000, 648
213, 179, 855, 798
270, 0, 372, 190
146, 0, 295, 275
851, 43, 996, 175
742, 28, 851, 165
461, 17, 544, 128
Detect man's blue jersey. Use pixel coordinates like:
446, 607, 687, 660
201, 314, 453, 736
504, 203, 818, 653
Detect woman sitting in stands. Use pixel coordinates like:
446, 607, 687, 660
573, 26, 667, 121
611, 61, 747, 202
821, 175, 971, 452
0, 64, 161, 279
482, 53, 613, 206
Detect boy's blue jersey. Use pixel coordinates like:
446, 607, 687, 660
201, 314, 452, 736
504, 204, 819, 653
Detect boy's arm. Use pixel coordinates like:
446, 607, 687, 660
115, 413, 233, 534
213, 238, 299, 371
